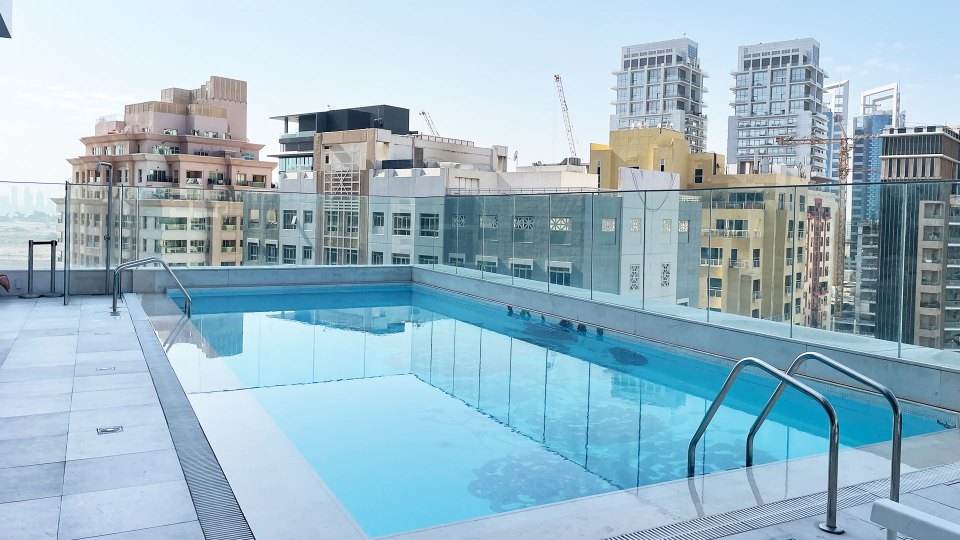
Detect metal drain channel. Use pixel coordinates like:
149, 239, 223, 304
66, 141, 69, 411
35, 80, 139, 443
609, 461, 960, 540
132, 314, 254, 540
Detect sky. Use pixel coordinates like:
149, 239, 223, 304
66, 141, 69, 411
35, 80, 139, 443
1, 0, 958, 182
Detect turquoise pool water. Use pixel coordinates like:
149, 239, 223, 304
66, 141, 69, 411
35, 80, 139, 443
161, 284, 954, 537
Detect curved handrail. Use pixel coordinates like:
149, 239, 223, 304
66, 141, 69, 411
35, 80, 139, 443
746, 351, 902, 505
112, 257, 192, 318
687, 357, 843, 534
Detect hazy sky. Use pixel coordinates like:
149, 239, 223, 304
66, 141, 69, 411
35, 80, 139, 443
1, 0, 957, 182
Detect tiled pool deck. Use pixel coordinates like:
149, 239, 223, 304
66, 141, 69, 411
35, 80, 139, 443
0, 296, 201, 540
3, 293, 960, 539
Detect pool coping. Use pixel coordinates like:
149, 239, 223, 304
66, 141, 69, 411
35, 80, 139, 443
125, 293, 254, 540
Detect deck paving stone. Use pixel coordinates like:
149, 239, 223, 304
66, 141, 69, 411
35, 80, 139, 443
0, 463, 64, 504
62, 449, 184, 496
57, 481, 196, 540
0, 497, 61, 540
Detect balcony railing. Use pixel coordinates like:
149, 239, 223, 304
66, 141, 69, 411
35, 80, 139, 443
701, 229, 759, 238
700, 258, 722, 266
729, 259, 749, 269
711, 201, 765, 210
221, 246, 237, 253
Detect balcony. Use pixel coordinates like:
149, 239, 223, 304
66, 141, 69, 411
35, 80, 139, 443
221, 246, 237, 253
729, 259, 749, 269
710, 201, 765, 210
701, 229, 759, 238
700, 258, 722, 266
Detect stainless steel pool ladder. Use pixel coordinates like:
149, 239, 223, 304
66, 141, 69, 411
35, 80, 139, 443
745, 351, 902, 540
687, 357, 844, 534
111, 257, 192, 318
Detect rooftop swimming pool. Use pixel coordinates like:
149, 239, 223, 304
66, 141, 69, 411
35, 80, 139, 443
152, 284, 956, 538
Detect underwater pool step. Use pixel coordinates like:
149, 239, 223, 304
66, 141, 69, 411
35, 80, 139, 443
609, 461, 960, 540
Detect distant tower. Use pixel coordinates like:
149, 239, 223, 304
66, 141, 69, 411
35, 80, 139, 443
726, 38, 827, 176
611, 38, 708, 152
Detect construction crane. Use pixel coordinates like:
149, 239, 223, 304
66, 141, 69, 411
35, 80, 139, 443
553, 74, 578, 160
776, 113, 883, 322
420, 110, 440, 137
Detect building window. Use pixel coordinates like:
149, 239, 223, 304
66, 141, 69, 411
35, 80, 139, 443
601, 218, 616, 232
282, 245, 296, 264
550, 217, 572, 244
325, 212, 339, 234
418, 255, 438, 265
266, 244, 278, 263
302, 245, 312, 262
189, 240, 206, 254
392, 253, 411, 264
393, 213, 411, 236
372, 212, 385, 234
452, 214, 466, 228
514, 216, 534, 242
480, 215, 498, 229
266, 210, 278, 229
448, 254, 465, 267
419, 214, 440, 237
248, 209, 260, 226
549, 265, 571, 286
629, 264, 641, 291
661, 263, 671, 287
662, 219, 672, 232
303, 211, 314, 229
477, 260, 497, 272
630, 218, 641, 232
694, 168, 703, 184
282, 210, 297, 230
324, 248, 338, 265
511, 263, 532, 279
371, 251, 384, 265
679, 220, 689, 233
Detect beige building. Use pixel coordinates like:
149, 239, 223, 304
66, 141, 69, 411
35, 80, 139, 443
61, 76, 276, 268
589, 127, 840, 324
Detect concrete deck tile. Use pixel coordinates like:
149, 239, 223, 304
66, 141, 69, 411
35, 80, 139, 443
0, 412, 69, 441
76, 336, 143, 355
0, 378, 73, 398
57, 481, 196, 540
62, 449, 183, 496
73, 360, 147, 378
912, 482, 960, 510
72, 373, 153, 393
0, 393, 72, 418
75, 350, 145, 366
0, 434, 67, 469
0, 462, 64, 504
70, 387, 158, 411
65, 422, 173, 461
74, 521, 204, 540
0, 496, 61, 540
0, 365, 76, 383
68, 404, 166, 433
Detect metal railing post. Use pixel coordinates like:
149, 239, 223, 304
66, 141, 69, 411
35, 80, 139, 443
19, 240, 39, 299
64, 182, 72, 305
687, 357, 843, 535
745, 351, 902, 537
42, 240, 62, 298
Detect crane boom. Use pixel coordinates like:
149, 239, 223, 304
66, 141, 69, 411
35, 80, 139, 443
554, 74, 579, 160
420, 110, 440, 137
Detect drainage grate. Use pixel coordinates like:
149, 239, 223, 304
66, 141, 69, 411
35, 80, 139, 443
96, 426, 123, 435
132, 316, 255, 540
95, 366, 116, 372
607, 461, 960, 540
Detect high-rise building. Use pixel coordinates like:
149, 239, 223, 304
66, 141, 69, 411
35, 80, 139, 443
823, 80, 850, 182
875, 125, 960, 349
61, 76, 276, 268
611, 38, 708, 152
727, 38, 828, 177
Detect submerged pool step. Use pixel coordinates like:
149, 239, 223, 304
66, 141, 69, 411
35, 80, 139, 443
609, 461, 960, 540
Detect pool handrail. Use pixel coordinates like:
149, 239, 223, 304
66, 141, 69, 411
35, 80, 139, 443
112, 257, 191, 318
746, 351, 902, 539
686, 356, 843, 535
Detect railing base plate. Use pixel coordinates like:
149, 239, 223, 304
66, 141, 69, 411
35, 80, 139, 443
819, 522, 845, 535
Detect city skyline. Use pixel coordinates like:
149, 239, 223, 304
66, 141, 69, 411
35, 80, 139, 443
0, 0, 956, 182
